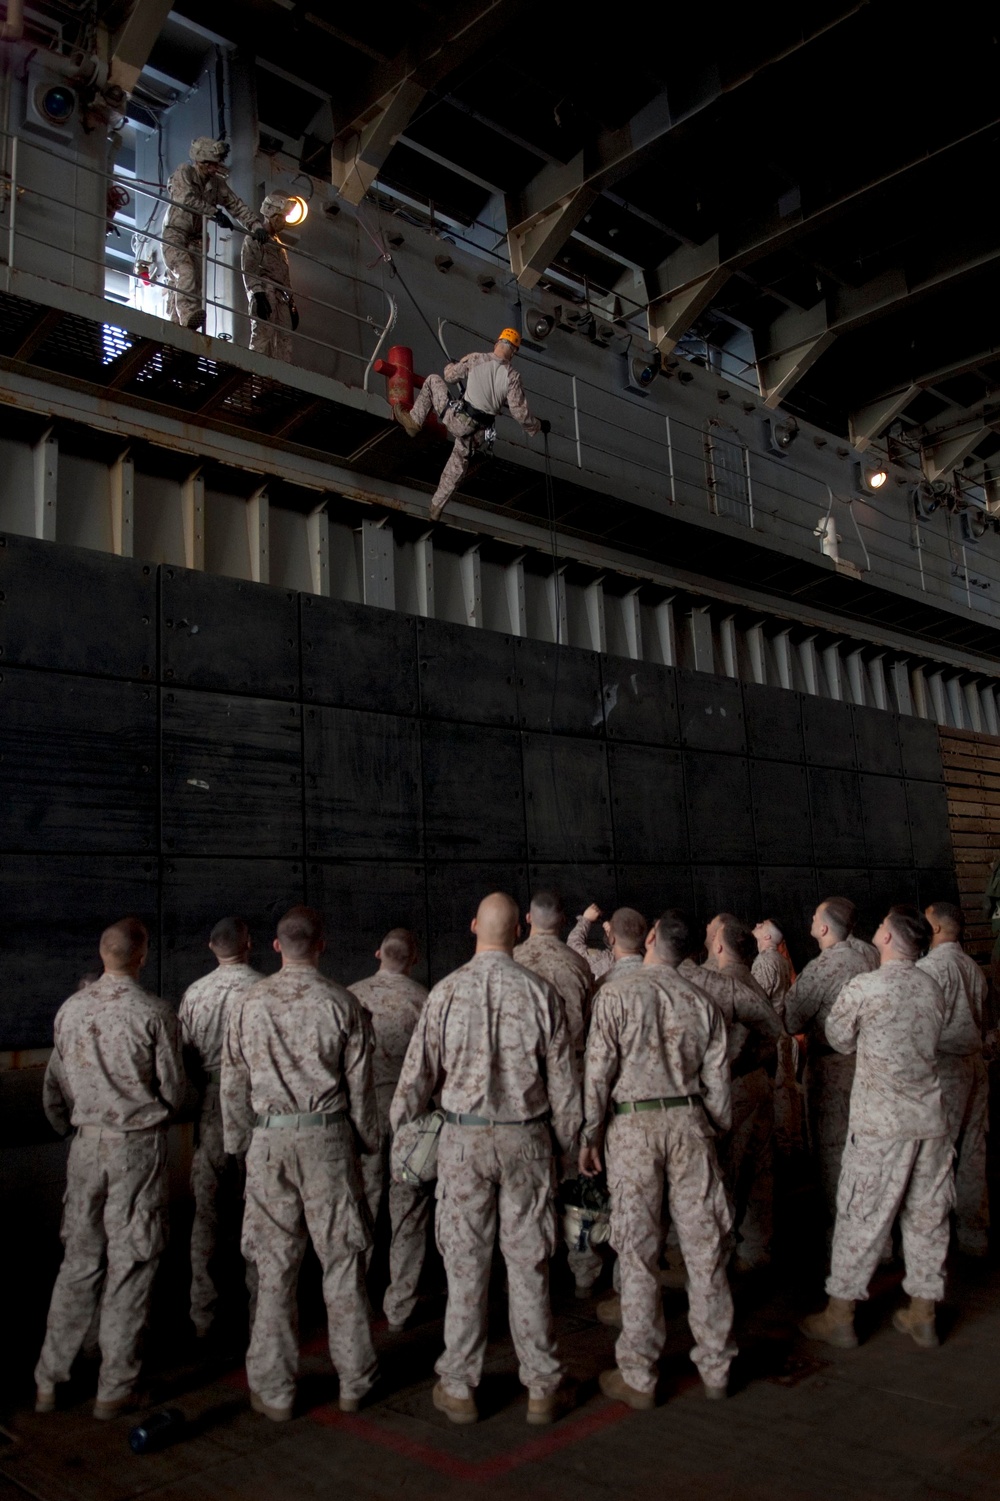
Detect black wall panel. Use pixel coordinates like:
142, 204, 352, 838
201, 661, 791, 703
301, 596, 418, 713
917, 868, 961, 908
816, 869, 871, 930
899, 715, 943, 782
601, 657, 679, 745
161, 690, 303, 857
304, 706, 422, 860
0, 668, 156, 852
757, 867, 817, 968
515, 639, 603, 736
425, 862, 527, 979
616, 865, 694, 923
859, 773, 912, 866
867, 867, 919, 931
808, 767, 867, 866
678, 670, 746, 754
684, 752, 755, 864
161, 567, 299, 698
0, 539, 963, 1048
418, 619, 516, 725
853, 705, 902, 777
802, 697, 857, 769
906, 780, 953, 867
692, 864, 760, 924
522, 734, 612, 862
608, 744, 688, 864
421, 722, 524, 859
160, 857, 302, 998
0, 533, 156, 681
751, 760, 812, 866
307, 861, 429, 986
528, 864, 616, 927
0, 855, 159, 1047
743, 683, 804, 764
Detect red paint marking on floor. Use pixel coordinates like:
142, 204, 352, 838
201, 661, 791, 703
311, 1397, 631, 1480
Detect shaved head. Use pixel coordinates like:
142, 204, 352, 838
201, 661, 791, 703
472, 891, 520, 951
528, 890, 564, 932
925, 901, 963, 938
609, 907, 647, 953
275, 905, 324, 960
379, 927, 418, 970
99, 917, 148, 973
210, 916, 250, 958
753, 919, 783, 952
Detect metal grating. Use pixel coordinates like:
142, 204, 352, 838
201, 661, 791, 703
33, 313, 118, 377
0, 292, 44, 355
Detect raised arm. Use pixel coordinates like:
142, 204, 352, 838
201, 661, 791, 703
505, 367, 540, 434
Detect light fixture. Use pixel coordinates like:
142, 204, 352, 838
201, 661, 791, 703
866, 467, 888, 490
283, 195, 308, 227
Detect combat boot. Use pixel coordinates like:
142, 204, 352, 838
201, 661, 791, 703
34, 1386, 56, 1414
526, 1385, 574, 1425
432, 1381, 478, 1425
798, 1297, 858, 1348
596, 1294, 622, 1327
599, 1368, 655, 1410
250, 1390, 293, 1422
395, 408, 421, 438
892, 1297, 939, 1348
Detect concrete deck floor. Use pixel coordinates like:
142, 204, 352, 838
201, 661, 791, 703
2, 1221, 1000, 1501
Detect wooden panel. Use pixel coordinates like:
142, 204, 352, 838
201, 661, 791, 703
307, 861, 429, 986
161, 566, 300, 699
609, 744, 688, 863
301, 595, 418, 714
421, 722, 524, 859
601, 656, 680, 746
417, 619, 516, 726
515, 638, 604, 737
522, 734, 613, 862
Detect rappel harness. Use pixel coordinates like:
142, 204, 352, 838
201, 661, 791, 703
449, 390, 498, 452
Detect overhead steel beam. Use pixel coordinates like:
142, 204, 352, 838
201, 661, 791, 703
922, 427, 993, 483
108, 0, 177, 97
646, 238, 730, 353
755, 232, 1000, 406
849, 387, 920, 452
332, 81, 428, 205
331, 0, 521, 202
756, 301, 836, 407
505, 5, 867, 289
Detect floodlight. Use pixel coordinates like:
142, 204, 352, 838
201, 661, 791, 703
284, 195, 308, 226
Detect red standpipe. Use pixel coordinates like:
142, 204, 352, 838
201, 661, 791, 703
374, 346, 447, 437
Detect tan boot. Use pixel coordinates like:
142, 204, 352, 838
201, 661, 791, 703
892, 1297, 939, 1348
395, 407, 422, 438
526, 1386, 573, 1425
432, 1381, 478, 1425
93, 1394, 140, 1421
250, 1390, 294, 1422
599, 1368, 655, 1410
799, 1297, 858, 1349
596, 1294, 622, 1327
34, 1386, 56, 1414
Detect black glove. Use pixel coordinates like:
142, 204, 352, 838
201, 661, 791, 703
539, 418, 551, 435
251, 225, 269, 245
289, 300, 300, 331
214, 208, 235, 230
252, 291, 272, 320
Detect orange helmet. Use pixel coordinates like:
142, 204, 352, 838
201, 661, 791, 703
498, 327, 521, 349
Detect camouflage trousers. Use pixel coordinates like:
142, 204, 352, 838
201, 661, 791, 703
36, 1128, 168, 1404
827, 1131, 955, 1303
774, 1035, 805, 1154
719, 1067, 774, 1267
242, 1120, 377, 1409
806, 1050, 856, 1238
249, 298, 293, 362
940, 1053, 990, 1254
360, 1126, 431, 1327
606, 1106, 735, 1393
190, 1086, 256, 1332
409, 373, 481, 514
435, 1121, 562, 1398
162, 231, 203, 327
